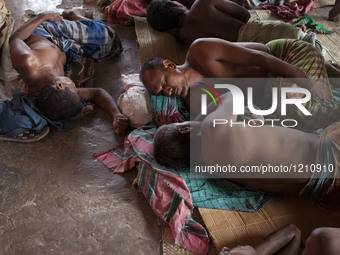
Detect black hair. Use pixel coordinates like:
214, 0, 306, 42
139, 57, 165, 83
147, 0, 182, 31
38, 85, 83, 121
153, 125, 190, 168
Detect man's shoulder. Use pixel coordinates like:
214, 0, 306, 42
193, 0, 212, 7
14, 53, 40, 78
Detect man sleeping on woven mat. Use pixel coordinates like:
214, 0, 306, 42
140, 38, 340, 132
146, 0, 320, 48
8, 11, 129, 136
153, 92, 340, 206
218, 224, 340, 255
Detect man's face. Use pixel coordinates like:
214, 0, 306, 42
142, 67, 189, 97
53, 76, 79, 100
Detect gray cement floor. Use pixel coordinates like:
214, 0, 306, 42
1, 1, 161, 254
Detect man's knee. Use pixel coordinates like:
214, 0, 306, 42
308, 228, 330, 244
304, 228, 339, 255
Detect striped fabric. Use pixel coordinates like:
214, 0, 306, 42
265, 39, 340, 132
94, 125, 278, 254
32, 19, 122, 63
150, 94, 190, 122
267, 39, 329, 83
300, 122, 340, 201
238, 18, 307, 44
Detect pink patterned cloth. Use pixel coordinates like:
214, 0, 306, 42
106, 0, 149, 25
94, 126, 210, 255
258, 0, 315, 20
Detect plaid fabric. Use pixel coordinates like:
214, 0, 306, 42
32, 19, 122, 63
94, 125, 209, 255
93, 125, 278, 254
150, 94, 190, 122
106, 0, 148, 25
266, 39, 340, 132
238, 18, 305, 44
257, 0, 315, 20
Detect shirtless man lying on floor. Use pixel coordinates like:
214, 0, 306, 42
153, 92, 340, 206
218, 225, 340, 255
141, 38, 340, 132
146, 0, 317, 46
9, 11, 129, 134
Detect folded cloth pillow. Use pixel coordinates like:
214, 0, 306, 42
118, 74, 154, 128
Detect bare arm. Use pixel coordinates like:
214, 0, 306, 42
255, 224, 301, 255
10, 12, 62, 41
188, 38, 331, 99
9, 12, 62, 77
189, 38, 309, 79
78, 88, 130, 135
235, 42, 270, 53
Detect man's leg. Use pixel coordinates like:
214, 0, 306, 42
302, 228, 340, 255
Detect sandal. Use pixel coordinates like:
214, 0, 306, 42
0, 126, 50, 143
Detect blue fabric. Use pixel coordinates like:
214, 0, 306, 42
0, 93, 67, 136
32, 19, 122, 70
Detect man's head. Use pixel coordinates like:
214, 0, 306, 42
38, 77, 83, 121
147, 0, 187, 31
153, 121, 201, 168
140, 57, 189, 97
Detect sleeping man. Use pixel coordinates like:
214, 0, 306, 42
153, 92, 340, 206
140, 38, 340, 132
9, 11, 129, 135
146, 0, 318, 47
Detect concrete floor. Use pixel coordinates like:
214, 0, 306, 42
1, 1, 161, 254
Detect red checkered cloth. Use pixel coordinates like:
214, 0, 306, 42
107, 0, 149, 25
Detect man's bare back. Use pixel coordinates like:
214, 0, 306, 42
178, 0, 249, 45
146, 0, 250, 45
200, 93, 317, 194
